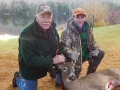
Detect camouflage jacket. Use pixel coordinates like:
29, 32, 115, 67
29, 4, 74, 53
61, 19, 99, 63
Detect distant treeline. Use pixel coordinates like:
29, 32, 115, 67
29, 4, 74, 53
0, 0, 120, 26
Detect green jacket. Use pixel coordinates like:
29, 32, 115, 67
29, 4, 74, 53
18, 20, 59, 80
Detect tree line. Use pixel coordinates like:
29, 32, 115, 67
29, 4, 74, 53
0, 0, 120, 27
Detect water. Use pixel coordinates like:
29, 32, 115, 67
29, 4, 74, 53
0, 34, 19, 40
0, 16, 34, 36
0, 14, 71, 36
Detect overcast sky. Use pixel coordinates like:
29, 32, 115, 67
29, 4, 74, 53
0, 0, 119, 4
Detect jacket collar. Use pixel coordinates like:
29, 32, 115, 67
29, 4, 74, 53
33, 19, 56, 37
67, 19, 91, 33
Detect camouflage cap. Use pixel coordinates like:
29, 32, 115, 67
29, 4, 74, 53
36, 4, 52, 15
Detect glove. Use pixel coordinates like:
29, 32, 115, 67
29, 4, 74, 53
70, 51, 80, 61
91, 50, 99, 56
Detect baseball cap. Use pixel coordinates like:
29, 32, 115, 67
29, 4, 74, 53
36, 4, 52, 15
73, 8, 86, 17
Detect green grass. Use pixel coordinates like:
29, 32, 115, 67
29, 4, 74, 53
93, 24, 120, 49
0, 38, 18, 51
0, 38, 18, 59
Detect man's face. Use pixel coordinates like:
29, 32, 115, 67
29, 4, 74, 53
36, 12, 52, 31
74, 14, 86, 27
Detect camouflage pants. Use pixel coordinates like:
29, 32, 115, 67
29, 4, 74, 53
75, 49, 105, 78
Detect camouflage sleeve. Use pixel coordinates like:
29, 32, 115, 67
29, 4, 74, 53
90, 28, 99, 50
91, 36, 100, 56
92, 40, 99, 50
60, 28, 73, 58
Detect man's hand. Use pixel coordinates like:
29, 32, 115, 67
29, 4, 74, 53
53, 54, 65, 64
91, 50, 99, 56
70, 51, 80, 61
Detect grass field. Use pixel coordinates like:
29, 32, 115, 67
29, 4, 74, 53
0, 24, 120, 90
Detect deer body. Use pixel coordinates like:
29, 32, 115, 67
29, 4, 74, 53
60, 62, 120, 90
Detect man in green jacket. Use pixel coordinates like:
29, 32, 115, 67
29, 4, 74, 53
55, 8, 105, 86
12, 4, 65, 90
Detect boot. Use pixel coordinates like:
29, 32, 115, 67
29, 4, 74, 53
12, 71, 22, 87
86, 66, 96, 75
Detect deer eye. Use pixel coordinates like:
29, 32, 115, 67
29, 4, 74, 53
63, 67, 68, 72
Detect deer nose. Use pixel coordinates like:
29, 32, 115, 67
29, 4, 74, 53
69, 75, 76, 81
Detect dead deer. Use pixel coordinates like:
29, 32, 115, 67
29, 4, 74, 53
59, 62, 120, 90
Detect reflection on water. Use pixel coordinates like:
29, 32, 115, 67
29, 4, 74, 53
0, 14, 71, 36
0, 15, 34, 35
0, 34, 18, 40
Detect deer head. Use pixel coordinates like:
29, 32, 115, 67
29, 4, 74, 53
59, 61, 76, 82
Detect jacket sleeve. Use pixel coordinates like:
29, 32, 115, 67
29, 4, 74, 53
20, 32, 53, 68
92, 39, 99, 50
89, 28, 99, 50
60, 28, 74, 58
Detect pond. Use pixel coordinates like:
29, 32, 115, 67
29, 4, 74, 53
0, 34, 19, 40
0, 14, 71, 37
